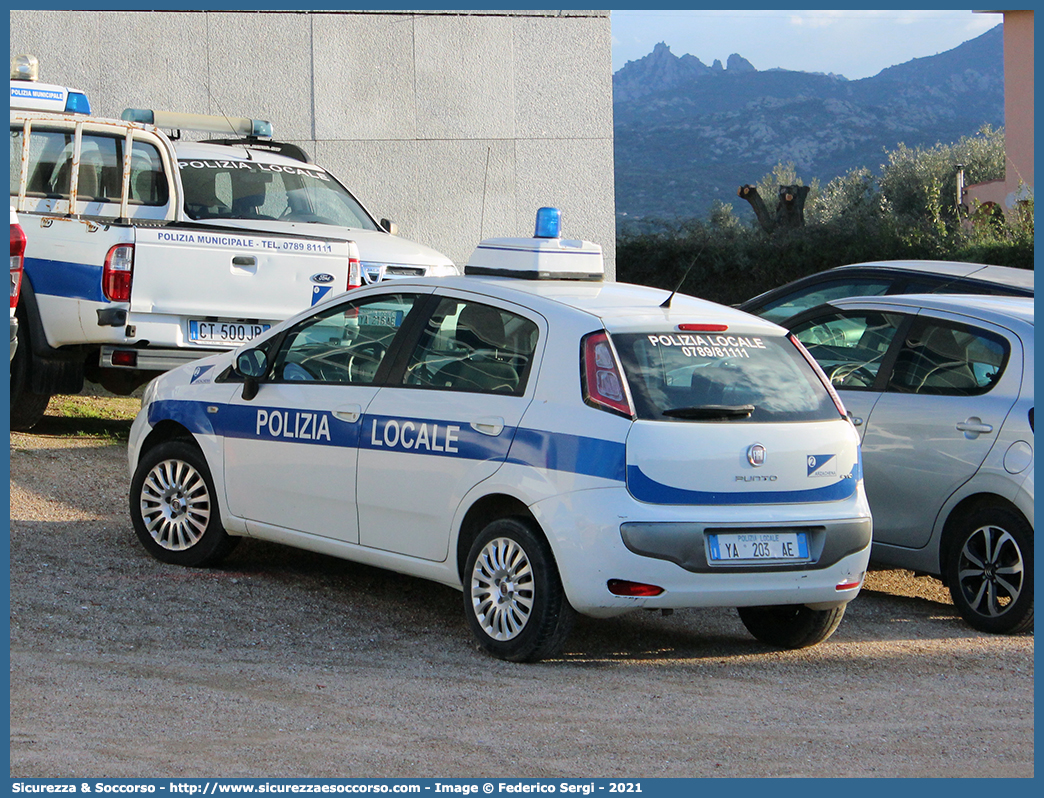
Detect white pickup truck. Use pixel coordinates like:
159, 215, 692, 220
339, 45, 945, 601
9, 55, 456, 429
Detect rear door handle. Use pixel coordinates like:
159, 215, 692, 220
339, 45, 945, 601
232, 255, 257, 267
956, 417, 993, 437
471, 416, 504, 436
334, 404, 362, 423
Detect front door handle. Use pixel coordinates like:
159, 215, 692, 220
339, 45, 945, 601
956, 417, 993, 438
334, 404, 362, 423
471, 416, 504, 436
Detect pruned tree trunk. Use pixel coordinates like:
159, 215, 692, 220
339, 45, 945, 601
737, 185, 774, 232
776, 184, 811, 228
738, 183, 810, 233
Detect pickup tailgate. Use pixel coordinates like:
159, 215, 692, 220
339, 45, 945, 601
130, 226, 350, 322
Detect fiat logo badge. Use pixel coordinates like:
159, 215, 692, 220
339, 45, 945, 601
747, 444, 766, 467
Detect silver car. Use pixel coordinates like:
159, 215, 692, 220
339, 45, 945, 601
785, 294, 1034, 634
739, 260, 1034, 324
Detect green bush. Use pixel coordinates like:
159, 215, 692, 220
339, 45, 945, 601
617, 126, 1033, 305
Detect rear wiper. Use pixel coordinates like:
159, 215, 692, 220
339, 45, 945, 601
662, 404, 755, 420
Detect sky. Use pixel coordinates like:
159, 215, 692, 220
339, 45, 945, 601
610, 9, 1001, 79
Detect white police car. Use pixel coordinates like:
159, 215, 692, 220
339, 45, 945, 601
128, 209, 872, 661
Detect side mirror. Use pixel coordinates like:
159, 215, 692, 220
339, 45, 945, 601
235, 349, 268, 401
380, 218, 398, 236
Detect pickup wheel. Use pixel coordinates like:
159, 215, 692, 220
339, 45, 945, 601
130, 441, 239, 568
10, 320, 51, 431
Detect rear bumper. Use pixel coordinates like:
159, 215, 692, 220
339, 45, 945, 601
100, 345, 217, 372
533, 485, 873, 618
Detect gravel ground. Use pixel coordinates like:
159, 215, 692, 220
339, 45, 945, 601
8, 426, 1034, 778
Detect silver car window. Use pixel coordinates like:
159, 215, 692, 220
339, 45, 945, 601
757, 277, 892, 323
791, 310, 906, 390
888, 320, 1009, 396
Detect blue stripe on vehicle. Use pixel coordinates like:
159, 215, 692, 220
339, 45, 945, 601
625, 464, 858, 505
24, 256, 106, 302
147, 399, 856, 504
147, 400, 625, 477
506, 428, 627, 482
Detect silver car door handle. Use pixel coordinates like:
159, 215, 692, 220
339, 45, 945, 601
334, 404, 362, 423
471, 416, 505, 436
956, 418, 993, 435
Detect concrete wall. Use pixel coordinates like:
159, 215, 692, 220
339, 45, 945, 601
9, 9, 616, 276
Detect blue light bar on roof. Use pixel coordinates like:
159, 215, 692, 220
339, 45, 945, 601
121, 108, 273, 138
534, 207, 561, 238
65, 91, 91, 115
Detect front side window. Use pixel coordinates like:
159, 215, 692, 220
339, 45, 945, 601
790, 310, 906, 389
613, 331, 839, 422
887, 320, 1009, 396
756, 277, 892, 324
179, 159, 379, 230
271, 293, 420, 385
402, 298, 539, 395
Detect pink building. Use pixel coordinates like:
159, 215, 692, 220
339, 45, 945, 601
965, 10, 1034, 216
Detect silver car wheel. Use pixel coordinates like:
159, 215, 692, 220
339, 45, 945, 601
469, 536, 535, 641
139, 458, 212, 552
956, 523, 1025, 618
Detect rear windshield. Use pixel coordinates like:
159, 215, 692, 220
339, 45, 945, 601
612, 332, 840, 423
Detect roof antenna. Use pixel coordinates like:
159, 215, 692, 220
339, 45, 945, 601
660, 240, 707, 308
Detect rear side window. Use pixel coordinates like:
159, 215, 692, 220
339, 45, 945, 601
612, 332, 840, 422
887, 320, 1009, 396
402, 298, 539, 396
10, 127, 168, 208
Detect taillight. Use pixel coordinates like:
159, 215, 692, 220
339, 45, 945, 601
608, 579, 664, 597
103, 243, 134, 302
581, 331, 634, 419
10, 222, 26, 309
346, 240, 362, 290
789, 332, 847, 419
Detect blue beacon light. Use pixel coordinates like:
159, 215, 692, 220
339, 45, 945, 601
534, 207, 561, 238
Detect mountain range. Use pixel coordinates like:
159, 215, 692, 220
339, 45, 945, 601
613, 25, 1004, 226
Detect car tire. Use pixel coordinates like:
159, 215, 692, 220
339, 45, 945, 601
463, 517, 575, 662
944, 505, 1033, 634
10, 321, 51, 431
737, 603, 846, 649
129, 440, 239, 568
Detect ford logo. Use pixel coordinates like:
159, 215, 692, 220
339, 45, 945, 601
311, 273, 335, 284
